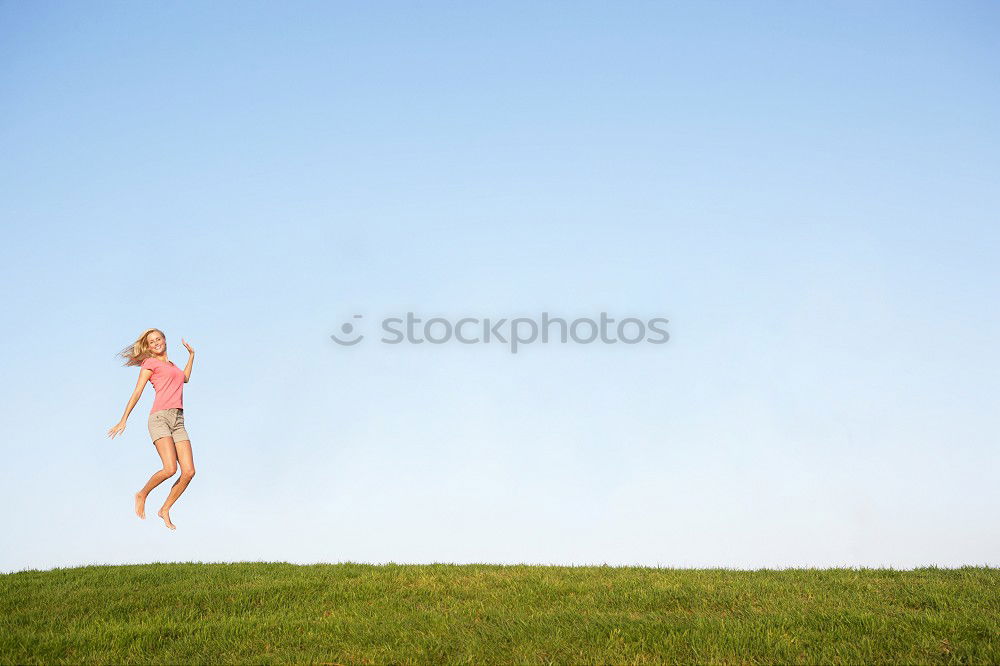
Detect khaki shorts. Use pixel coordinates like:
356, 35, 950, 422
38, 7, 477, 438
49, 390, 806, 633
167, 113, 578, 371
148, 408, 190, 444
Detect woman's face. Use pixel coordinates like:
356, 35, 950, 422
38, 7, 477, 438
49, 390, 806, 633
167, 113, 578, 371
147, 332, 166, 355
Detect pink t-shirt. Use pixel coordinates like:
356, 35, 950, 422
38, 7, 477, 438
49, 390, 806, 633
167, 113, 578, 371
141, 357, 185, 413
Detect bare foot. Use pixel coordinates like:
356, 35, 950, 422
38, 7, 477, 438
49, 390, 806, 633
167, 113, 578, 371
134, 492, 146, 519
157, 508, 176, 530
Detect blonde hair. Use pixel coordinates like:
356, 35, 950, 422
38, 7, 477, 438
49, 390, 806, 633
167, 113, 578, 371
116, 328, 165, 367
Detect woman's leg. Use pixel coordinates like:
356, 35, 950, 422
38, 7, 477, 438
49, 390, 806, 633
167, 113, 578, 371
135, 437, 179, 519
157, 440, 195, 530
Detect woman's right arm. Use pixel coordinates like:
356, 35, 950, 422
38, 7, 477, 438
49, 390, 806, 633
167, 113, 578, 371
107, 368, 153, 439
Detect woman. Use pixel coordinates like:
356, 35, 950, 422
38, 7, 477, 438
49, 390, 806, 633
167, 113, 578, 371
107, 328, 196, 530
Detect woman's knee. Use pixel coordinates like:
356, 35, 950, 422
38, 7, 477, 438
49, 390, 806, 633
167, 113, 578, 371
161, 464, 178, 476
180, 468, 196, 480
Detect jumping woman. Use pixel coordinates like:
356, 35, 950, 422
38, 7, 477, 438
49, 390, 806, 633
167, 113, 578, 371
107, 328, 196, 530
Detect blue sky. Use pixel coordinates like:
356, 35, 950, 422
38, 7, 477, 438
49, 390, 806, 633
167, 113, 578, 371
1, 1, 998, 573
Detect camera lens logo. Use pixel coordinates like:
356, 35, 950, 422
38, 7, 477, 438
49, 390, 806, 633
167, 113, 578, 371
330, 314, 364, 346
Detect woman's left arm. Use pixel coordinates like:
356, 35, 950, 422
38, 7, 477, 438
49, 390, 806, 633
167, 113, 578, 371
182, 338, 195, 383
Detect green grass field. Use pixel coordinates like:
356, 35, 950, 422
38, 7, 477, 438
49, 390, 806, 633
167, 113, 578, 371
2, 562, 997, 664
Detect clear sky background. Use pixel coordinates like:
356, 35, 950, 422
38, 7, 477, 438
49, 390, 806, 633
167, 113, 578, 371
1, 1, 997, 573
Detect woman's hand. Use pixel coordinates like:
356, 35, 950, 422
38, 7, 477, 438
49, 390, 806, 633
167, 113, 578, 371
182, 338, 195, 354
107, 421, 127, 439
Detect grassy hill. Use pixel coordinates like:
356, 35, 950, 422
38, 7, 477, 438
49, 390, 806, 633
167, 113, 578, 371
2, 562, 997, 664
